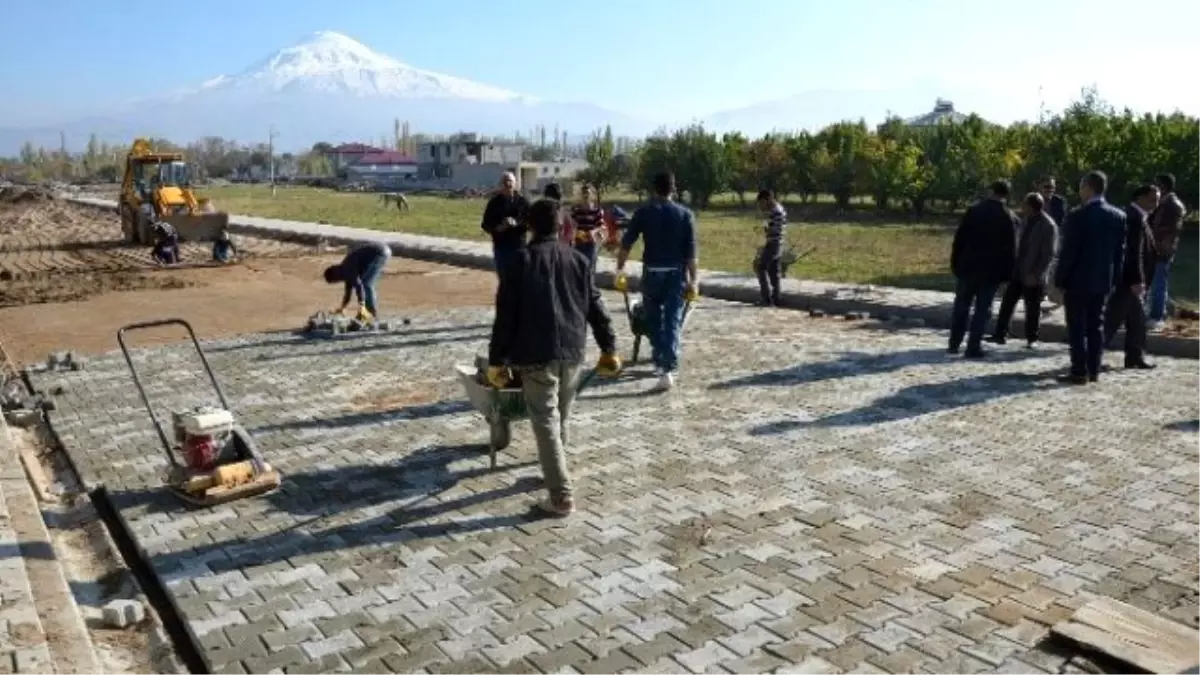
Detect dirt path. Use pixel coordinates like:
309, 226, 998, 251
0, 193, 497, 365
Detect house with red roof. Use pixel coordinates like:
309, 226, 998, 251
344, 150, 419, 182
324, 143, 387, 174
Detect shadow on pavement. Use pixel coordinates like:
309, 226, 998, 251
251, 331, 488, 361
108, 442, 542, 576
748, 368, 1064, 433
207, 322, 493, 352
711, 346, 1043, 390
251, 399, 473, 434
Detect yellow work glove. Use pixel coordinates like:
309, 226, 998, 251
356, 306, 374, 322
614, 274, 628, 292
596, 352, 623, 377
685, 284, 700, 302
486, 366, 511, 389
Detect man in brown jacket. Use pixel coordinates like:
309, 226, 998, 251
990, 192, 1058, 347
1146, 173, 1187, 329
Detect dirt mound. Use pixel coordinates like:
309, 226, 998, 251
0, 271, 196, 308
0, 185, 58, 206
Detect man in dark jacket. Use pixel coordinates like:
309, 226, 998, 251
1054, 170, 1127, 384
989, 192, 1058, 348
1146, 173, 1188, 329
324, 240, 392, 320
1039, 176, 1068, 228
480, 171, 530, 275
1103, 184, 1160, 369
949, 180, 1019, 357
488, 198, 621, 518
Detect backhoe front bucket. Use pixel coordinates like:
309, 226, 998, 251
161, 211, 230, 242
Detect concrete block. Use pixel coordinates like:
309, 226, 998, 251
101, 599, 146, 628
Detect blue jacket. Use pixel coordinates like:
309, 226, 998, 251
1054, 200, 1126, 296
620, 199, 697, 269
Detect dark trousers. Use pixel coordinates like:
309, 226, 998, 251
575, 241, 598, 272
493, 247, 519, 277
756, 240, 782, 303
992, 282, 1045, 344
1104, 286, 1147, 363
1063, 291, 1106, 377
949, 278, 999, 350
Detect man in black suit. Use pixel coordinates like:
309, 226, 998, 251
949, 180, 1019, 358
1054, 171, 1127, 384
1103, 184, 1160, 370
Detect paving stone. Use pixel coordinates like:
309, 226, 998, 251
32, 296, 1198, 675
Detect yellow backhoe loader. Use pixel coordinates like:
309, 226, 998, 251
119, 138, 229, 245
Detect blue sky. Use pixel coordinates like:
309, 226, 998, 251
2, 0, 1198, 127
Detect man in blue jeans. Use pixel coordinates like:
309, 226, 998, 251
323, 240, 392, 320
1147, 173, 1187, 331
616, 171, 698, 392
948, 180, 1018, 358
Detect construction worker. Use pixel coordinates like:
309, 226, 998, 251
150, 220, 180, 265
616, 171, 699, 392
324, 241, 392, 321
603, 206, 629, 252
487, 198, 621, 517
570, 183, 604, 271
212, 229, 237, 263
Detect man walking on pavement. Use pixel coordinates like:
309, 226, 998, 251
1040, 176, 1069, 313
989, 192, 1058, 348
1146, 173, 1187, 331
616, 171, 699, 392
1054, 170, 1127, 385
754, 189, 787, 306
324, 240, 392, 321
487, 198, 621, 518
481, 172, 530, 275
1103, 183, 1160, 370
948, 180, 1019, 358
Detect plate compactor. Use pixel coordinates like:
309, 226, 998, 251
118, 319, 281, 507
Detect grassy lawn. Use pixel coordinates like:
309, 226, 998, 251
204, 184, 1198, 305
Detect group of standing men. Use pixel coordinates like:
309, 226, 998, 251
949, 171, 1186, 384
481, 170, 699, 517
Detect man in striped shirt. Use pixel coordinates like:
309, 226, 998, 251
570, 183, 604, 271
755, 189, 787, 306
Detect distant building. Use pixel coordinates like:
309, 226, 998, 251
326, 143, 387, 173
905, 99, 973, 126
415, 133, 528, 189
417, 133, 525, 167
518, 159, 591, 193
345, 151, 419, 182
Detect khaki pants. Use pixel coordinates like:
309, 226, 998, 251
517, 360, 581, 500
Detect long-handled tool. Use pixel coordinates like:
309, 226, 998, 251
117, 319, 281, 507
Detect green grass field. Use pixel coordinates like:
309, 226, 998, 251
204, 184, 1198, 305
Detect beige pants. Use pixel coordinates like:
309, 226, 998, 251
517, 361, 582, 499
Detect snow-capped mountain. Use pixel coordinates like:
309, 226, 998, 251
0, 31, 649, 154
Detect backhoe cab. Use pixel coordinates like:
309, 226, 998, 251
119, 138, 229, 245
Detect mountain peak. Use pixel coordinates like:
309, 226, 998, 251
208, 30, 533, 103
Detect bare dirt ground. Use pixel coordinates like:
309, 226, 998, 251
0, 191, 497, 365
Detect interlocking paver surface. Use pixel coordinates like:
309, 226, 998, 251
30, 298, 1200, 673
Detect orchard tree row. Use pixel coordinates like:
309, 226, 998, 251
581, 88, 1198, 215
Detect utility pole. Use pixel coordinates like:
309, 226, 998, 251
268, 124, 278, 197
